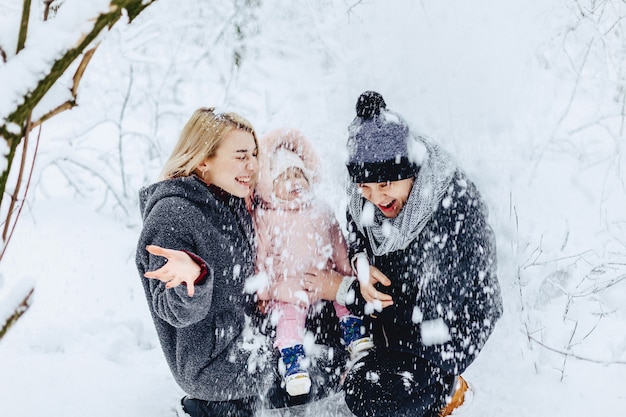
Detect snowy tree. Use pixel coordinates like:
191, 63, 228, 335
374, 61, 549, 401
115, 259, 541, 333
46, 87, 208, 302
0, 0, 156, 341
29, 0, 263, 222
514, 0, 626, 375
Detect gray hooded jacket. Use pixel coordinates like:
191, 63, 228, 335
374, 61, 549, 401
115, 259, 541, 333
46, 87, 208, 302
136, 175, 272, 401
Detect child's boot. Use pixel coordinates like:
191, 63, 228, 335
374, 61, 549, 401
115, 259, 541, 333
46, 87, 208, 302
280, 344, 311, 397
340, 315, 374, 358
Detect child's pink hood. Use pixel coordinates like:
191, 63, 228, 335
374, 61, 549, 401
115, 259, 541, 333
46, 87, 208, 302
255, 128, 320, 206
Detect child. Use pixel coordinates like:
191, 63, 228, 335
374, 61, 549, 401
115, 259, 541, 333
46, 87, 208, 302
253, 128, 372, 398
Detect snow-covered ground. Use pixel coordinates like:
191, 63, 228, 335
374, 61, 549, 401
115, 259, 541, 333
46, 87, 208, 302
1, 1, 625, 416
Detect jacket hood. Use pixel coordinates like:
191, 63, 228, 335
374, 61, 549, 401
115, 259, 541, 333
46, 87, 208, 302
139, 175, 218, 220
255, 128, 320, 206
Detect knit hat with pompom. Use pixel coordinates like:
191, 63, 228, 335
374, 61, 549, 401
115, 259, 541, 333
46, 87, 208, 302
346, 91, 421, 183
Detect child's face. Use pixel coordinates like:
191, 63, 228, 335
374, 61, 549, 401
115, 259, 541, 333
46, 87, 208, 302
273, 167, 309, 201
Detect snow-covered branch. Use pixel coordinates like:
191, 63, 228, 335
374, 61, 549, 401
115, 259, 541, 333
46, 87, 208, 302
0, 278, 34, 343
0, 0, 157, 342
0, 0, 157, 211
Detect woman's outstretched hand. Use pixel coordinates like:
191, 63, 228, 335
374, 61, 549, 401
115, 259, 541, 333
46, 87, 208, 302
144, 245, 201, 297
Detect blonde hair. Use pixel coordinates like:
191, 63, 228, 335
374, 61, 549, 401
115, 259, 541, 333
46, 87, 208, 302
159, 107, 258, 180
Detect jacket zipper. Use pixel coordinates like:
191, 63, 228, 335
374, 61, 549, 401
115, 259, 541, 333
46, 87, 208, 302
381, 323, 389, 347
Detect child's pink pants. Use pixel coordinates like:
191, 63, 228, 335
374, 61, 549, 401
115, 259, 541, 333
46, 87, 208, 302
270, 300, 350, 350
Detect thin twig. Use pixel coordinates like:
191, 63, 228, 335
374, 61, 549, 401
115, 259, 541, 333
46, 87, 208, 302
559, 37, 595, 128
522, 249, 594, 269
528, 334, 626, 365
527, 31, 595, 183
56, 158, 130, 215
0, 125, 40, 262
51, 161, 88, 199
71, 45, 98, 97
2, 115, 31, 241
117, 64, 134, 198
346, 0, 365, 14
560, 321, 578, 381
573, 274, 626, 298
43, 0, 55, 21
30, 101, 75, 130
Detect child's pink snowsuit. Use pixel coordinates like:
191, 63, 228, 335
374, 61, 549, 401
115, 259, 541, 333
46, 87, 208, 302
254, 128, 352, 350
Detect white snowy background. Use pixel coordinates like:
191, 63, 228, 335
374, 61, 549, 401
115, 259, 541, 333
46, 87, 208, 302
1, 0, 625, 416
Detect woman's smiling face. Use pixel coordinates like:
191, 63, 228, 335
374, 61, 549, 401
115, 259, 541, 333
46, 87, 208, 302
358, 177, 414, 218
199, 128, 258, 198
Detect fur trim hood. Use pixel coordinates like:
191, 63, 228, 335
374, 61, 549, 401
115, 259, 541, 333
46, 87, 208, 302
255, 128, 320, 205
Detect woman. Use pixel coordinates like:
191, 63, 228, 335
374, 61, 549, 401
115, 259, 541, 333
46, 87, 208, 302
135, 108, 274, 417
307, 91, 503, 417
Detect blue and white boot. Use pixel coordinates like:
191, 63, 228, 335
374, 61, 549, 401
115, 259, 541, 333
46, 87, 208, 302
340, 316, 374, 358
280, 344, 311, 397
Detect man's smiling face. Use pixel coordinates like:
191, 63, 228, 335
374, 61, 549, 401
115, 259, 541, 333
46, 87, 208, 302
358, 177, 414, 218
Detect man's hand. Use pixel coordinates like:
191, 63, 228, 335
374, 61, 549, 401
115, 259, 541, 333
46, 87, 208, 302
356, 257, 393, 311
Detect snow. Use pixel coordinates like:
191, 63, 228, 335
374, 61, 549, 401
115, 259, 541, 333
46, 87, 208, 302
420, 318, 452, 346
1, 0, 626, 416
360, 202, 375, 227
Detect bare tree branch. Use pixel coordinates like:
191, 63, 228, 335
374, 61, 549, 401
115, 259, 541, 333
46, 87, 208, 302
30, 101, 76, 130
0, 126, 41, 262
528, 334, 626, 366
71, 45, 99, 97
2, 115, 31, 241
7, 1, 156, 130
16, 0, 32, 54
559, 321, 578, 381
31, 45, 99, 130
117, 65, 134, 198
43, 0, 56, 22
56, 158, 130, 216
0, 288, 34, 341
0, 0, 158, 218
